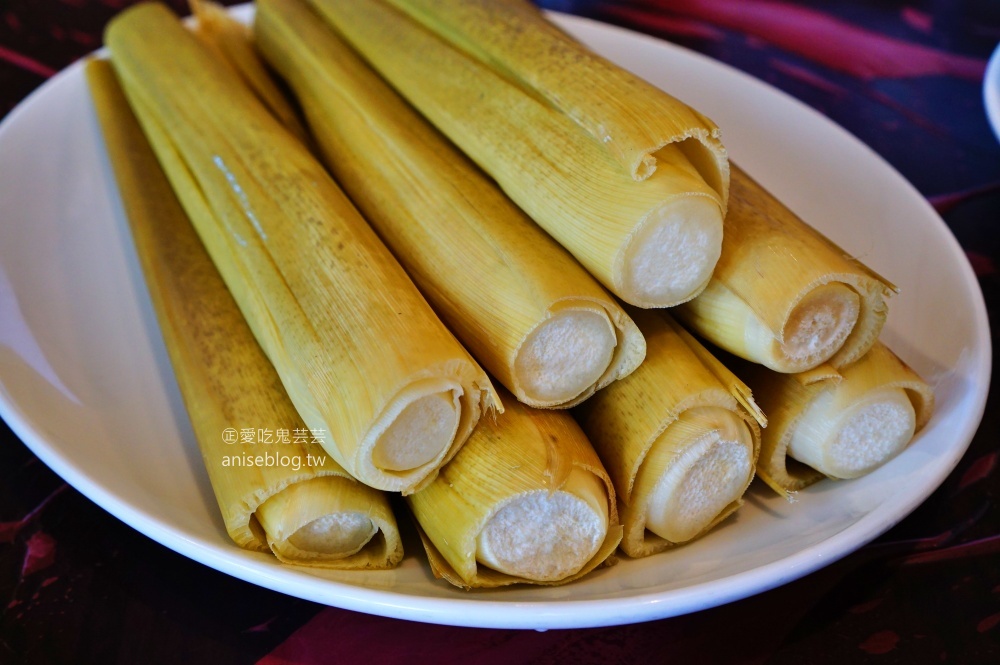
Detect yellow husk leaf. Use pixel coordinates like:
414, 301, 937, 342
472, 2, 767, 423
85, 58, 402, 568
304, 0, 724, 308
188, 0, 310, 144
105, 3, 499, 494
408, 391, 622, 588
257, 476, 400, 567
576, 310, 762, 557
381, 0, 728, 188
745, 342, 934, 493
254, 0, 645, 409
676, 164, 896, 372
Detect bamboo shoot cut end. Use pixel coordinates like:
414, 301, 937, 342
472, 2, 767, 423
372, 392, 460, 472
514, 309, 616, 404
255, 477, 384, 562
782, 283, 861, 365
789, 387, 916, 479
287, 512, 377, 558
476, 469, 608, 582
622, 195, 723, 307
645, 410, 754, 543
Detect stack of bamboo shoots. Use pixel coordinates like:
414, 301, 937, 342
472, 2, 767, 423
253, 0, 769, 572
104, 1, 501, 500
255, 0, 646, 411
87, 56, 402, 569
301, 0, 730, 310
284, 0, 932, 506
95, 0, 630, 586
680, 163, 935, 496
88, 0, 936, 588
281, 0, 933, 495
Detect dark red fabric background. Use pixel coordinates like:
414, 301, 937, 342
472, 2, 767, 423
1, 1, 999, 663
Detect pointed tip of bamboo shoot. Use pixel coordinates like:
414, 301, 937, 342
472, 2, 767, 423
789, 386, 916, 479
476, 469, 608, 582
514, 309, 616, 405
621, 195, 722, 307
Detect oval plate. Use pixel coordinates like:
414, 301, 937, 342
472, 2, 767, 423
0, 6, 989, 629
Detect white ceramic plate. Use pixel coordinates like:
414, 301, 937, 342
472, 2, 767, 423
985, 42, 1000, 143
0, 7, 990, 629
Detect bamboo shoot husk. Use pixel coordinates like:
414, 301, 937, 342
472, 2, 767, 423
255, 0, 645, 409
745, 342, 934, 494
105, 3, 499, 494
408, 390, 622, 588
255, 475, 395, 564
380, 0, 728, 188
676, 165, 896, 373
189, 0, 310, 144
304, 0, 725, 309
576, 311, 763, 558
86, 58, 401, 568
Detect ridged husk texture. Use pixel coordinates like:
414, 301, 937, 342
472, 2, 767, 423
105, 3, 499, 494
86, 57, 401, 568
255, 0, 645, 409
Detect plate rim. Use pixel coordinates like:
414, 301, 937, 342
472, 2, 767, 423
984, 41, 1000, 143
